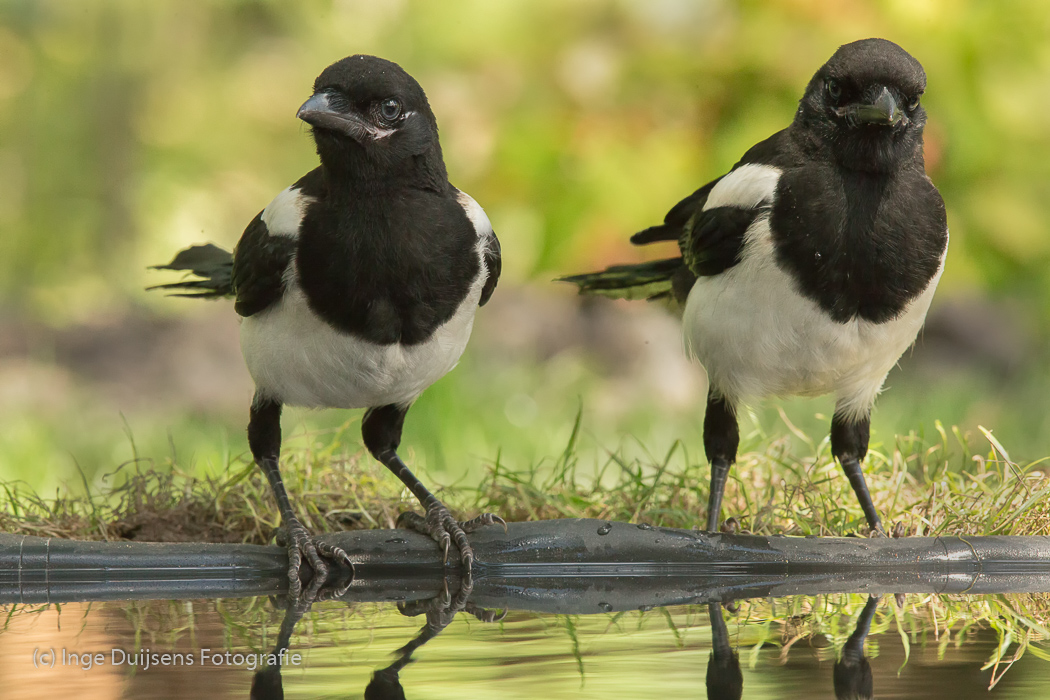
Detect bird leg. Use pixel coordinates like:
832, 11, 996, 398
831, 408, 885, 535
362, 404, 505, 569
703, 391, 740, 532
248, 395, 352, 600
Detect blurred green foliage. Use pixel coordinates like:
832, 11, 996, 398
2, 0, 1050, 493
3, 0, 1050, 310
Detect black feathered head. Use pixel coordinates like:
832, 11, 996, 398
298, 55, 446, 186
796, 38, 928, 173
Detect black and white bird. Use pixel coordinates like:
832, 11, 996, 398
152, 55, 504, 596
564, 38, 948, 535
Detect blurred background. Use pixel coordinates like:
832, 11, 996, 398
1, 0, 1048, 497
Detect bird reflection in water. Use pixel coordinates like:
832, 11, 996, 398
833, 595, 879, 700
250, 587, 880, 698
249, 576, 504, 699
705, 603, 743, 700
705, 595, 881, 700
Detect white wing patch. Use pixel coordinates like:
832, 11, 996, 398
455, 189, 494, 237
704, 164, 781, 211
456, 189, 498, 279
261, 186, 315, 237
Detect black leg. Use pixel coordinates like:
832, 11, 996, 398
248, 393, 351, 600
703, 391, 739, 532
361, 403, 505, 569
830, 409, 884, 535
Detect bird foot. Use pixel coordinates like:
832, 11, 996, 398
399, 596, 506, 624
396, 572, 505, 632
275, 518, 353, 601
718, 516, 754, 535
396, 505, 506, 569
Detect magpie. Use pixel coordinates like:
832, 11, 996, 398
152, 55, 504, 597
563, 38, 948, 535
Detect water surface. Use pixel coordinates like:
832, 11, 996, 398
2, 593, 1048, 698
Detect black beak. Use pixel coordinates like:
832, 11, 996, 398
846, 86, 905, 127
297, 92, 381, 142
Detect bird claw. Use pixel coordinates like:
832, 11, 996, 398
395, 571, 499, 626
462, 512, 507, 534
468, 605, 507, 623
397, 505, 506, 569
276, 519, 354, 602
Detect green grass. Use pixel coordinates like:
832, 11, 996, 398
5, 409, 1048, 687
2, 409, 1048, 543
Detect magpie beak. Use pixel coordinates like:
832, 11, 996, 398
839, 86, 905, 127
297, 91, 393, 141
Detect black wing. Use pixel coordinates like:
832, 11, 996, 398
630, 174, 753, 280
479, 232, 501, 307
231, 169, 326, 317
630, 178, 721, 246
231, 214, 297, 317
635, 129, 800, 280
680, 205, 762, 277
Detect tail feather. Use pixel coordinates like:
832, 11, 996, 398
559, 257, 683, 302
630, 224, 679, 245
148, 243, 234, 299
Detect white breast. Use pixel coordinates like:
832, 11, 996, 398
240, 275, 484, 409
239, 187, 492, 410
683, 166, 947, 421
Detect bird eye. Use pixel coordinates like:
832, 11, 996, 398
379, 98, 402, 122
908, 94, 921, 110
826, 79, 842, 100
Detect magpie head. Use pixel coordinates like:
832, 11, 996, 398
797, 39, 927, 174
297, 55, 444, 181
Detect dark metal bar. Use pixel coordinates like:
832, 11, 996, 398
0, 534, 286, 603
1, 520, 1049, 605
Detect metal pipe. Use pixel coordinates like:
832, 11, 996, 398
2, 520, 1049, 605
